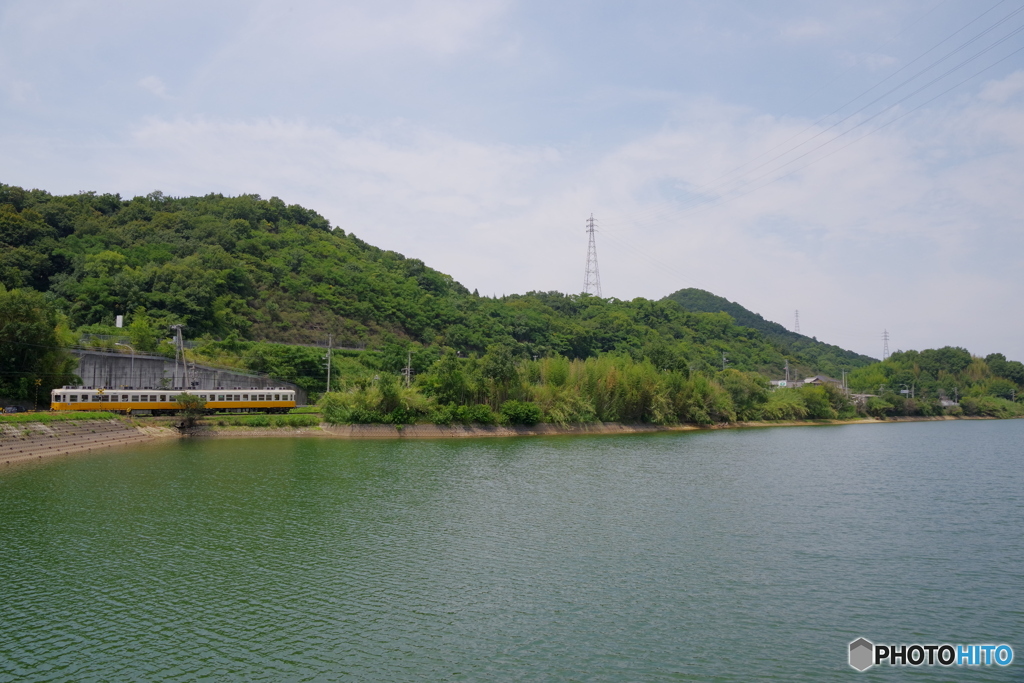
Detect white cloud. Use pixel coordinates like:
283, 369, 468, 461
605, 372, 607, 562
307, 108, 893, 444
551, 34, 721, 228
2, 2, 1023, 361
839, 51, 899, 71
780, 18, 830, 40
138, 75, 170, 99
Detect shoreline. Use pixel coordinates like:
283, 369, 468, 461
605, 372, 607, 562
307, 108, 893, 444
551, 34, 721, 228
1, 414, 1006, 467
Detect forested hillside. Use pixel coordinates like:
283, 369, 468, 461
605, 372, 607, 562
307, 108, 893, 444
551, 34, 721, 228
664, 288, 876, 376
7, 182, 1018, 426
2, 183, 854, 378
847, 346, 1024, 418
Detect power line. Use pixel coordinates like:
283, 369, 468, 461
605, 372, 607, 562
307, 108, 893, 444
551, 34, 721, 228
594, 31, 1024, 281
611, 1, 1024, 229
561, 5, 1024, 300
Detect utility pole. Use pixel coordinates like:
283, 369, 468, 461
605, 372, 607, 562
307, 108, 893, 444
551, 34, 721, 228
404, 350, 412, 388
116, 343, 134, 388
170, 324, 187, 389
722, 352, 728, 371
325, 333, 332, 394
842, 369, 847, 393
583, 214, 602, 297
785, 359, 790, 382
882, 329, 890, 360
794, 310, 800, 334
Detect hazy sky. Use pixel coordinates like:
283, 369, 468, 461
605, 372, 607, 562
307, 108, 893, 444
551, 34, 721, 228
2, 0, 1023, 360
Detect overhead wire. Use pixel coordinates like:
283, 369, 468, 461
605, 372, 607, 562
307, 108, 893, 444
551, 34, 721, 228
615, 1, 1024, 229
581, 4, 1024, 299
637, 0, 1002, 216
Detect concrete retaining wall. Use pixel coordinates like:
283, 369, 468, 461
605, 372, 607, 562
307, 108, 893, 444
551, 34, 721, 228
70, 350, 307, 404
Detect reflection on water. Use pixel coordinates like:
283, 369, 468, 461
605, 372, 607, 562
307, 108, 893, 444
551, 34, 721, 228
1, 420, 1021, 681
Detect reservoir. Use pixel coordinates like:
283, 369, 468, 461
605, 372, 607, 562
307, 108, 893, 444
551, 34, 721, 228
1, 420, 1021, 681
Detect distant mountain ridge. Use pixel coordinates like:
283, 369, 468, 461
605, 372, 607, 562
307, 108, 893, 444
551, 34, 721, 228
663, 288, 877, 375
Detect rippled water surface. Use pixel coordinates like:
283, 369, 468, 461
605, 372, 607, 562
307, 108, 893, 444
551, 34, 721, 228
1, 420, 1021, 681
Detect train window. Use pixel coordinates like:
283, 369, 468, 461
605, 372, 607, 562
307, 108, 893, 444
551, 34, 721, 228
217, 395, 225, 401
159, 394, 166, 401
92, 395, 100, 402
69, 395, 77, 402
242, 394, 249, 401
274, 394, 280, 401
132, 395, 139, 401
257, 394, 264, 401
110, 396, 118, 402
100, 396, 109, 402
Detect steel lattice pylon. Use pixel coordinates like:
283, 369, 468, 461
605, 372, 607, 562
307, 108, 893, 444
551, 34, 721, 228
583, 214, 602, 297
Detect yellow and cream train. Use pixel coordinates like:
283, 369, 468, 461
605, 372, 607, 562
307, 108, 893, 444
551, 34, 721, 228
51, 387, 297, 416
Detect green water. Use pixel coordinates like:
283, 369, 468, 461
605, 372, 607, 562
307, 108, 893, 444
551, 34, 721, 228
1, 420, 1021, 681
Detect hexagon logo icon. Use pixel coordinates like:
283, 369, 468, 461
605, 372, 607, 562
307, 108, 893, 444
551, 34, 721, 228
849, 638, 874, 671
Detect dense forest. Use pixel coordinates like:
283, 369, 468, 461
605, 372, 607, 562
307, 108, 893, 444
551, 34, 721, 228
1, 184, 868, 376
2, 183, 1021, 424
664, 288, 876, 377
846, 346, 1024, 418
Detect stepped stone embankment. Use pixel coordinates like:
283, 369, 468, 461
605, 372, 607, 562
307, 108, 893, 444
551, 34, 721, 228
0, 419, 166, 466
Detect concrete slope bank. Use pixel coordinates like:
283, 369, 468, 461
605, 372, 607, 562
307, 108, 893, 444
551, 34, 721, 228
190, 415, 999, 440
0, 419, 173, 466
2, 414, 1006, 465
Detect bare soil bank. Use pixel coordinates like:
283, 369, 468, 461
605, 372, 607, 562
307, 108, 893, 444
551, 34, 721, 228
3, 415, 1005, 466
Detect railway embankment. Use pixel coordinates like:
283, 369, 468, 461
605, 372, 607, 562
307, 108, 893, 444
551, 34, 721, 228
0, 419, 173, 466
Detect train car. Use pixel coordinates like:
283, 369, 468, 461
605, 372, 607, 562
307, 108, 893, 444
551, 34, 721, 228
51, 387, 297, 416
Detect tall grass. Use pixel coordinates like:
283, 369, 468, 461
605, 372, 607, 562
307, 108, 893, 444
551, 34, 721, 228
0, 411, 120, 424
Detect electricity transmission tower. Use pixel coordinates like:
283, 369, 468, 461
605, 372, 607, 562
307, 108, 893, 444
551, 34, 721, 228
882, 329, 890, 360
583, 214, 602, 297
794, 310, 800, 334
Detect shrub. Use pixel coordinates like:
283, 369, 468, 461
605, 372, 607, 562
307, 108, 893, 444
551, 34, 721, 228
430, 405, 455, 425
799, 386, 838, 419
960, 396, 1024, 418
761, 390, 809, 420
459, 403, 497, 425
500, 400, 542, 425
865, 397, 894, 419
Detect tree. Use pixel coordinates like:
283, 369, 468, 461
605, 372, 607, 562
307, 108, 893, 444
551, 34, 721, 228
0, 287, 78, 404
481, 344, 518, 407
421, 348, 467, 405
128, 309, 159, 352
175, 393, 207, 428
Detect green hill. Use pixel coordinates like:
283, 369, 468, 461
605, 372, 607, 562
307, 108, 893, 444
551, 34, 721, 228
664, 288, 877, 377
3, 183, 872, 394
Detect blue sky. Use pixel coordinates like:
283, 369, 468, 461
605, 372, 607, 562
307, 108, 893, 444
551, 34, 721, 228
3, 0, 1024, 361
